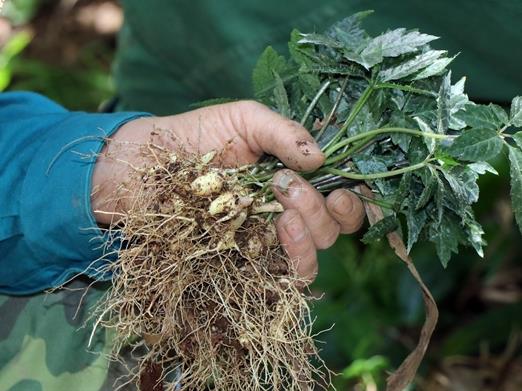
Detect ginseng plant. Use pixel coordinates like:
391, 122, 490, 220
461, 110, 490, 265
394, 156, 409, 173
94, 11, 522, 391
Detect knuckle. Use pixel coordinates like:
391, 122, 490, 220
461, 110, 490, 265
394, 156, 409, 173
237, 100, 264, 112
314, 224, 340, 249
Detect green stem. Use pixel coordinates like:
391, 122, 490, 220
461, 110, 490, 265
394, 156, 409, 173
323, 161, 428, 180
374, 82, 437, 97
321, 84, 375, 152
325, 136, 373, 165
324, 127, 451, 158
315, 77, 349, 141
300, 80, 331, 126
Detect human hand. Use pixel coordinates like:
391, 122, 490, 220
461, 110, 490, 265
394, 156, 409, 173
92, 101, 365, 282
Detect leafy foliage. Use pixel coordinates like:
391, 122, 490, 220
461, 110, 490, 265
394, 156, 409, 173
252, 12, 522, 267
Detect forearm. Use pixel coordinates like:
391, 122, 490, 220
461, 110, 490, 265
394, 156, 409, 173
0, 91, 149, 294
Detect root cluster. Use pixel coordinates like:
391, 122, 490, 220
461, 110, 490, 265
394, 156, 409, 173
94, 147, 327, 390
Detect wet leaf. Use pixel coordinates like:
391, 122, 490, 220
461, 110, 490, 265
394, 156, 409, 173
273, 72, 291, 117
252, 46, 289, 100
447, 128, 503, 161
508, 146, 522, 234
406, 198, 427, 252
455, 103, 508, 130
414, 116, 436, 153
510, 96, 522, 127
430, 215, 460, 267
379, 50, 447, 82
413, 55, 456, 81
362, 215, 398, 244
513, 132, 522, 150
436, 72, 451, 134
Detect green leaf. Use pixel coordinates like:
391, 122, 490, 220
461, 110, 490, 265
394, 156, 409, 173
436, 72, 451, 134
273, 72, 291, 117
349, 28, 438, 69
326, 10, 373, 52
394, 172, 412, 210
298, 33, 343, 49
288, 29, 314, 67
508, 146, 522, 234
468, 162, 499, 175
513, 132, 522, 150
416, 174, 437, 210
252, 46, 288, 99
464, 212, 485, 257
413, 55, 456, 81
379, 50, 446, 82
455, 103, 509, 130
448, 76, 469, 130
430, 215, 460, 267
362, 216, 398, 244
510, 96, 522, 127
442, 167, 479, 207
447, 128, 503, 161
406, 198, 428, 252
413, 116, 436, 153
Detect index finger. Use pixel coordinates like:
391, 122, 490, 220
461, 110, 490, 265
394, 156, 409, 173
232, 101, 325, 171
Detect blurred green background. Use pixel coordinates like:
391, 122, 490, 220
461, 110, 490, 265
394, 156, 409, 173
1, 1, 521, 389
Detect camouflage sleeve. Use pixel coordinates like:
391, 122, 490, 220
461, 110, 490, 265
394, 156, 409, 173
0, 279, 138, 391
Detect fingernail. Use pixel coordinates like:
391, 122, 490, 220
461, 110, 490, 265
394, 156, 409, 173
333, 192, 353, 215
275, 171, 302, 198
283, 214, 306, 242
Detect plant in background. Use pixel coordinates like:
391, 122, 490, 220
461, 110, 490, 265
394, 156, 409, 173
96, 11, 522, 391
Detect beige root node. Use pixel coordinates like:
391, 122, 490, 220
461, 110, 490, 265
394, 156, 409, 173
93, 148, 330, 391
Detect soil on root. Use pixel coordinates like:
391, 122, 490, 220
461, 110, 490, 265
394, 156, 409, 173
92, 146, 329, 391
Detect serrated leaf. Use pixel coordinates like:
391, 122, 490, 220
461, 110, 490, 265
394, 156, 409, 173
362, 215, 398, 244
510, 96, 522, 127
394, 172, 412, 210
442, 167, 479, 206
437, 72, 451, 134
413, 55, 456, 81
414, 116, 436, 153
513, 132, 522, 150
326, 11, 372, 51
455, 103, 509, 130
447, 128, 503, 161
448, 76, 469, 130
430, 215, 460, 267
379, 50, 446, 82
273, 72, 291, 117
416, 175, 437, 210
353, 154, 388, 174
468, 162, 499, 175
508, 146, 522, 234
352, 28, 438, 69
464, 212, 485, 257
434, 176, 444, 225
288, 29, 314, 67
252, 46, 288, 99
406, 198, 428, 252
407, 137, 430, 164
298, 33, 343, 49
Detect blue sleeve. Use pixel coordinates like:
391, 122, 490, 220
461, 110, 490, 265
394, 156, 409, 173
0, 92, 151, 295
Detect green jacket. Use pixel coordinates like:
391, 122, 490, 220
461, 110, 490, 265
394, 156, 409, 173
2, 1, 521, 390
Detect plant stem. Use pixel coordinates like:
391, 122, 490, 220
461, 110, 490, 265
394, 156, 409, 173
300, 80, 331, 126
374, 82, 437, 97
323, 161, 428, 180
324, 127, 451, 158
321, 84, 375, 152
315, 77, 349, 141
